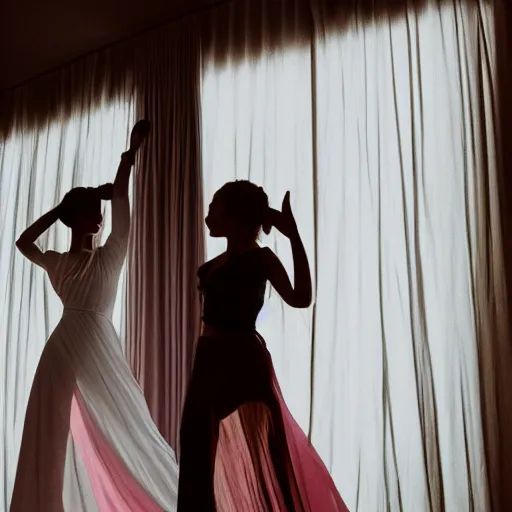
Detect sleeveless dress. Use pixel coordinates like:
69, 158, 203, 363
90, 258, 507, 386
178, 247, 349, 512
10, 194, 178, 511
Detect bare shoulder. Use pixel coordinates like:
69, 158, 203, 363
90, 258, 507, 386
259, 246, 277, 265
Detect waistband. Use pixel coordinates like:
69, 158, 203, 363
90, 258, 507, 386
201, 324, 266, 347
201, 324, 256, 336
63, 307, 110, 320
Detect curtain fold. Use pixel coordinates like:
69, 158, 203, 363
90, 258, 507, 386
0, 0, 466, 140
126, 20, 204, 450
491, 1, 512, 510
0, 47, 135, 140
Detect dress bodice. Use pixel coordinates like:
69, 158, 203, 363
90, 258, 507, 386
198, 248, 267, 332
46, 247, 124, 318
32, 195, 129, 319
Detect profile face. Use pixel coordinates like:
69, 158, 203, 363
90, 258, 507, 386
205, 192, 229, 238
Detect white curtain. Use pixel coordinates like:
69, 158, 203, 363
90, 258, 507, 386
201, 1, 500, 510
0, 98, 134, 509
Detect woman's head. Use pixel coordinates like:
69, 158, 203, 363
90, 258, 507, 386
58, 187, 103, 235
206, 180, 271, 240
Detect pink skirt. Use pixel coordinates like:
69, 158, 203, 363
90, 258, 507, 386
177, 330, 349, 512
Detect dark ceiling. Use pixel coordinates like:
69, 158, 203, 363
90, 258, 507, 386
0, 0, 215, 91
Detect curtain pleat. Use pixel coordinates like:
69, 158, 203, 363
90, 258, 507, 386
126, 20, 204, 451
0, 48, 135, 139
489, 1, 512, 510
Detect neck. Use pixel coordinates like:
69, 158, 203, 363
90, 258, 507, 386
226, 236, 258, 254
70, 232, 94, 253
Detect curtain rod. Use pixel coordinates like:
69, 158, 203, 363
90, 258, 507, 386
1, 0, 235, 93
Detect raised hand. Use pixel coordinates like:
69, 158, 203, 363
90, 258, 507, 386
114, 121, 151, 199
129, 120, 151, 153
268, 191, 298, 239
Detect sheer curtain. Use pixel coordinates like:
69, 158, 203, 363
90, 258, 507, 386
201, 1, 503, 510
0, 97, 134, 509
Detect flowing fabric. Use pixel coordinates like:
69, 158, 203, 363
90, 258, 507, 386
70, 391, 162, 512
10, 194, 178, 511
180, 332, 348, 512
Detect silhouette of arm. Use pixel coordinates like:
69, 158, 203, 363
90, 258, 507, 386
109, 151, 134, 241
264, 191, 312, 308
105, 120, 150, 249
100, 152, 135, 266
264, 233, 312, 309
16, 207, 61, 268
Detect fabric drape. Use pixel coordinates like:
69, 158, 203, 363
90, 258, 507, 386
0, 95, 135, 510
0, 48, 135, 140
491, 1, 512, 510
126, 20, 204, 450
201, 0, 510, 510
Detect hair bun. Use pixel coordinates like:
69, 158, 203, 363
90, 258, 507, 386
58, 187, 101, 228
95, 183, 114, 200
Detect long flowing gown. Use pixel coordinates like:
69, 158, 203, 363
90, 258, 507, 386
10, 194, 178, 511
178, 247, 349, 511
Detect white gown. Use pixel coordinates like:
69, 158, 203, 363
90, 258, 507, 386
10, 194, 178, 511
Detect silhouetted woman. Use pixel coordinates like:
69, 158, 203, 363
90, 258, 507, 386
177, 181, 348, 511
11, 121, 178, 511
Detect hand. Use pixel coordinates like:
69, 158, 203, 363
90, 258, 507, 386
129, 119, 151, 153
268, 191, 298, 239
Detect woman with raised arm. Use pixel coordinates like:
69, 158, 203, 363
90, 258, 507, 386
11, 121, 178, 512
177, 180, 349, 511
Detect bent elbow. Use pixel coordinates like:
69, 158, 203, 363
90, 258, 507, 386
293, 295, 312, 309
16, 237, 32, 254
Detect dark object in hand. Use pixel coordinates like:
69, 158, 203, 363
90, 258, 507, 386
130, 120, 151, 152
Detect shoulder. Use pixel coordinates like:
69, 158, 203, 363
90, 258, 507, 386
258, 246, 276, 266
250, 247, 274, 281
34, 250, 62, 272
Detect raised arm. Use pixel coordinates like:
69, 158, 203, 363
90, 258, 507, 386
263, 191, 312, 308
105, 120, 151, 245
107, 151, 135, 242
16, 207, 61, 268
